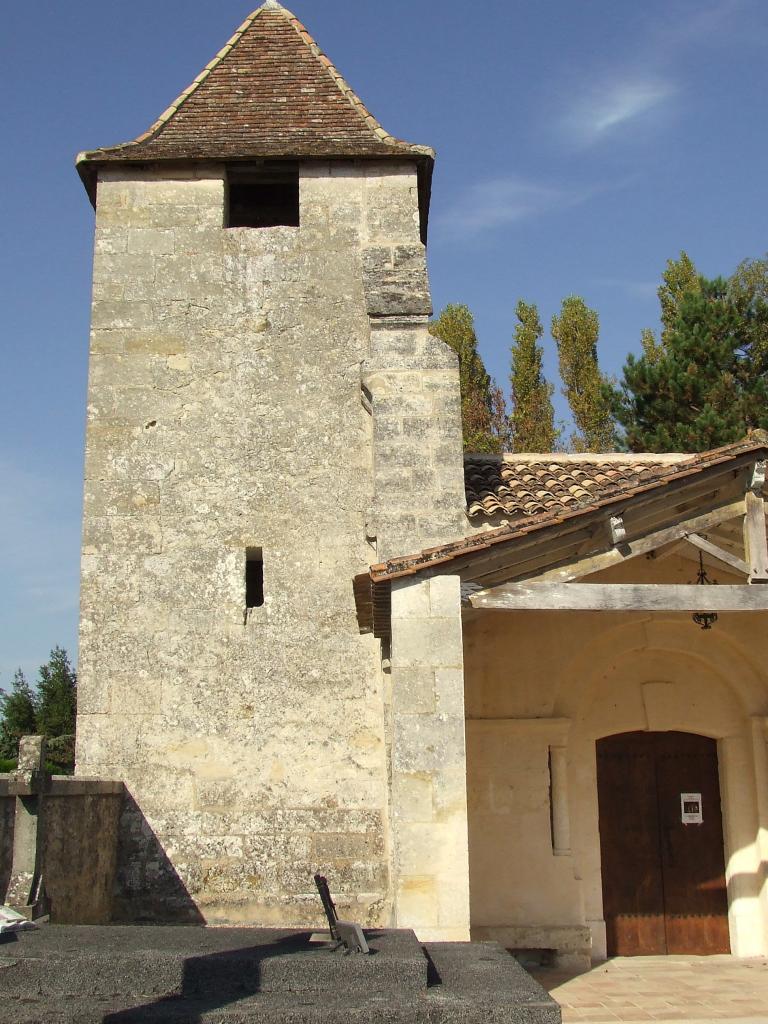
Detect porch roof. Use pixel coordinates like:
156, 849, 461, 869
354, 434, 768, 637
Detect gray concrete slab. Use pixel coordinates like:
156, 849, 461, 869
0, 925, 560, 1024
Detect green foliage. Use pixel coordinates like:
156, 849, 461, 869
0, 648, 77, 772
613, 276, 768, 452
429, 303, 511, 453
35, 646, 77, 742
658, 251, 700, 345
640, 327, 664, 365
729, 254, 768, 366
510, 301, 558, 452
551, 296, 615, 452
45, 733, 76, 774
640, 252, 701, 363
0, 671, 37, 760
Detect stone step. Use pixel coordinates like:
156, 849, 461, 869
0, 925, 426, 999
0, 926, 561, 1023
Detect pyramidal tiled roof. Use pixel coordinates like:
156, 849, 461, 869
77, 1, 431, 175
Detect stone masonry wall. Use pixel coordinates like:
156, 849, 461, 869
78, 162, 398, 924
0, 778, 123, 923
0, 793, 13, 896
357, 175, 466, 561
363, 319, 467, 561
389, 576, 470, 941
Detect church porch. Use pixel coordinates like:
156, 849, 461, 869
362, 440, 768, 963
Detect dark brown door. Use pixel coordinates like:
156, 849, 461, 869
597, 731, 730, 956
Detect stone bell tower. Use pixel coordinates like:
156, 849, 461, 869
75, 2, 466, 928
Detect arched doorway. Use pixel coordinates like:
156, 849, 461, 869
597, 731, 730, 955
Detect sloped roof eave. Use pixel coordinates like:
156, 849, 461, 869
354, 436, 768, 636
75, 1, 434, 202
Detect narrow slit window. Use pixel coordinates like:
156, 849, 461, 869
226, 164, 299, 228
246, 549, 264, 608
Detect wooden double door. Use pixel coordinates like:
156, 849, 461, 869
597, 731, 730, 956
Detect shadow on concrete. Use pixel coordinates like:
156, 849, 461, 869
112, 794, 205, 924
101, 932, 337, 1023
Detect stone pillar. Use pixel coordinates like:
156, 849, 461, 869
751, 717, 768, 864
4, 736, 49, 920
549, 736, 572, 857
720, 733, 768, 955
389, 575, 470, 941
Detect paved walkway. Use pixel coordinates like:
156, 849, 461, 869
530, 956, 768, 1023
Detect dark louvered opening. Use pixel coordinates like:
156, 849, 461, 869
226, 164, 299, 228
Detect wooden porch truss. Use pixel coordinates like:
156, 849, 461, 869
463, 460, 768, 612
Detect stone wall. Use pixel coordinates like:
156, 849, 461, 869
0, 778, 123, 923
363, 320, 466, 560
77, 159, 467, 925
0, 792, 13, 896
389, 575, 470, 941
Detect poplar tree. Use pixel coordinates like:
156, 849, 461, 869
658, 251, 700, 345
639, 252, 701, 363
613, 276, 768, 452
509, 300, 558, 452
729, 254, 768, 365
429, 303, 511, 453
551, 296, 615, 452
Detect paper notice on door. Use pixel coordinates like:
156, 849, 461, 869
681, 792, 703, 824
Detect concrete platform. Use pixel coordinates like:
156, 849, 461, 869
0, 924, 560, 1023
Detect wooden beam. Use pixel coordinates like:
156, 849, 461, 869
469, 582, 768, 612
684, 533, 749, 577
518, 500, 744, 585
744, 490, 768, 582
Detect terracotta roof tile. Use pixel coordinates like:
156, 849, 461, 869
359, 435, 768, 600
464, 454, 692, 520
77, 2, 431, 171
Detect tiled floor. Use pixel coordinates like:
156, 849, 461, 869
530, 956, 768, 1023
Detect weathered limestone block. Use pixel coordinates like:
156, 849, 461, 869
364, 320, 466, 559
389, 576, 470, 942
362, 245, 432, 317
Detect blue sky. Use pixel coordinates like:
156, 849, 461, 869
2, 0, 767, 687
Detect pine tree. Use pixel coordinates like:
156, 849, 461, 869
509, 300, 558, 452
429, 303, 511, 452
551, 296, 615, 452
613, 276, 768, 452
35, 647, 77, 742
0, 670, 38, 760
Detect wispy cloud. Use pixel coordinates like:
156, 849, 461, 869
646, 0, 750, 61
434, 174, 634, 239
554, 0, 750, 149
562, 77, 675, 146
434, 177, 567, 235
